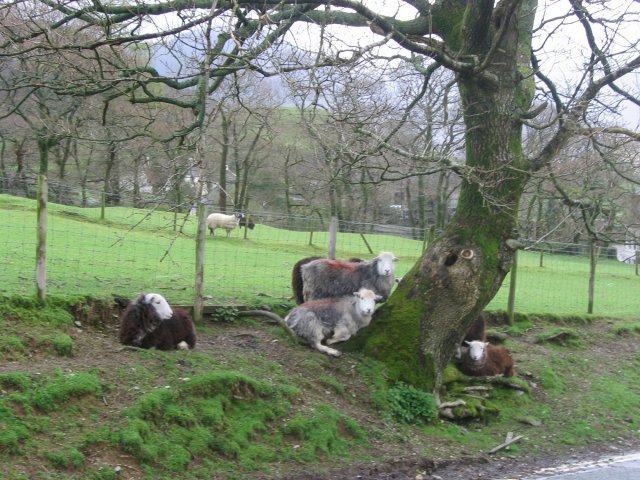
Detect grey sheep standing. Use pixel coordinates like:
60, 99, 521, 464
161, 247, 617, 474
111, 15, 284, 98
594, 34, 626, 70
291, 256, 363, 305
301, 252, 397, 303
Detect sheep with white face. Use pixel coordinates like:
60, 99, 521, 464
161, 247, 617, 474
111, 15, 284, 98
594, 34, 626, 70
206, 212, 246, 237
301, 252, 398, 303
285, 288, 381, 357
143, 293, 173, 320
119, 293, 196, 350
457, 340, 516, 378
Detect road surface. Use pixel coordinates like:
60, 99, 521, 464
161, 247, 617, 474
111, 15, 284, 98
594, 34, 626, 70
523, 452, 640, 480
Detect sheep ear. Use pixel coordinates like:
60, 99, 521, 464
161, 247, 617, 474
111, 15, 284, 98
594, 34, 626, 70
393, 256, 399, 262
464, 341, 471, 346
353, 291, 359, 297
375, 295, 383, 301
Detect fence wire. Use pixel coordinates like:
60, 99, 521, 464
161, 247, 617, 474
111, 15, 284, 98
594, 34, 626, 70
1, 178, 639, 317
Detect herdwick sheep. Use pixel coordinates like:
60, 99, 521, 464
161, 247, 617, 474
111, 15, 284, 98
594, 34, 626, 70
206, 212, 246, 237
119, 293, 196, 350
291, 256, 322, 304
285, 288, 381, 357
454, 313, 488, 361
291, 256, 363, 305
456, 340, 515, 377
301, 252, 398, 303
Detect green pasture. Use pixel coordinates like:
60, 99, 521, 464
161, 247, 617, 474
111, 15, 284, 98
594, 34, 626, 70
488, 249, 640, 317
1, 194, 639, 316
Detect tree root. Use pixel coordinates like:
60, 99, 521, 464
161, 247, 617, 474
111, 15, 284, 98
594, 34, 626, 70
237, 310, 299, 342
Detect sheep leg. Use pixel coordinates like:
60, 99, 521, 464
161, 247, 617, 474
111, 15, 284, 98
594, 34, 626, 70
325, 326, 351, 345
313, 342, 342, 357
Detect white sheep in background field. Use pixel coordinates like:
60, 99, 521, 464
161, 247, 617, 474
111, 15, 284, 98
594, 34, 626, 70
285, 288, 382, 356
301, 251, 398, 303
206, 212, 246, 237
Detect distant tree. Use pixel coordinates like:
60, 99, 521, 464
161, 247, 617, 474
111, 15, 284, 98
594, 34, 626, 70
284, 63, 397, 223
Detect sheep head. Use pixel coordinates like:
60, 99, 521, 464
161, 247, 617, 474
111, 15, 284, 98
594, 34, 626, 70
464, 340, 488, 366
142, 293, 173, 320
353, 288, 380, 316
375, 251, 398, 277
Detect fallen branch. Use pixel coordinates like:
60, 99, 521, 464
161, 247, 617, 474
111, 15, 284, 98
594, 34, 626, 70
472, 375, 531, 393
463, 386, 492, 393
438, 399, 466, 409
504, 382, 529, 392
238, 310, 298, 342
489, 432, 525, 454
438, 399, 466, 420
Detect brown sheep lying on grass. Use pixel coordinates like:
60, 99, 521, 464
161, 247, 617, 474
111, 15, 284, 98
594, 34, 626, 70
119, 293, 196, 350
456, 340, 515, 377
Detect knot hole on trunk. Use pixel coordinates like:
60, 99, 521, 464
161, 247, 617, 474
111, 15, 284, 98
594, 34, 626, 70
444, 253, 458, 266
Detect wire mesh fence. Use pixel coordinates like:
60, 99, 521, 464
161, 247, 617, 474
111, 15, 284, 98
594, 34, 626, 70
1, 177, 639, 317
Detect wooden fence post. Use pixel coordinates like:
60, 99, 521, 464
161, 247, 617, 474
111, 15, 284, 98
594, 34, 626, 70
243, 213, 250, 240
588, 242, 599, 314
36, 174, 48, 305
328, 216, 338, 259
100, 191, 106, 220
194, 200, 207, 323
507, 250, 517, 325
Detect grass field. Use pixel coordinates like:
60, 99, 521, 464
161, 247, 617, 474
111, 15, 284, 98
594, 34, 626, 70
1, 193, 639, 317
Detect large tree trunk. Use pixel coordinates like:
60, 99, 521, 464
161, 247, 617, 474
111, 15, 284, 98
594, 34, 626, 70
345, 0, 536, 392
